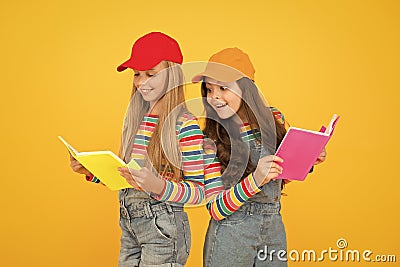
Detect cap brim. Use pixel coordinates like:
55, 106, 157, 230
117, 58, 165, 72
191, 71, 243, 84
191, 61, 248, 83
191, 73, 206, 83
117, 59, 131, 72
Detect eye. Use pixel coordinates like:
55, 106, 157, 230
147, 71, 158, 77
220, 86, 228, 90
134, 73, 139, 77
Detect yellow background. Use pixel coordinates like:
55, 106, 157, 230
1, 0, 399, 266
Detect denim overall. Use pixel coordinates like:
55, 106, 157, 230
118, 188, 191, 267
118, 113, 193, 266
203, 138, 287, 267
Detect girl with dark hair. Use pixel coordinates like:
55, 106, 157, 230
192, 48, 326, 267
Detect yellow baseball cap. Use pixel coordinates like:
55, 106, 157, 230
192, 47, 255, 83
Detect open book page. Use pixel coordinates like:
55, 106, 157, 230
319, 114, 340, 135
58, 136, 140, 190
326, 114, 340, 135
58, 136, 78, 156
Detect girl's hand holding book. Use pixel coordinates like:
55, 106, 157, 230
253, 155, 284, 187
314, 148, 327, 165
118, 167, 165, 194
69, 153, 91, 177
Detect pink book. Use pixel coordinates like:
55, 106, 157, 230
275, 114, 340, 181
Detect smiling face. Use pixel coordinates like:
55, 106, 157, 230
204, 77, 244, 120
133, 61, 168, 106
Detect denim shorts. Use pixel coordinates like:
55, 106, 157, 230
203, 201, 287, 267
118, 189, 191, 267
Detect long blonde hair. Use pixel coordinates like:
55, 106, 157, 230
120, 61, 185, 182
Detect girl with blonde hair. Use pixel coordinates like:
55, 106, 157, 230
69, 32, 205, 267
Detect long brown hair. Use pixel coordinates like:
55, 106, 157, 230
120, 61, 185, 182
201, 77, 286, 188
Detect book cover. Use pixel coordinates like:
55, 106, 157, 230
275, 114, 340, 181
58, 136, 140, 190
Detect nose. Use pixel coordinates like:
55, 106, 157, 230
134, 75, 149, 89
210, 86, 221, 99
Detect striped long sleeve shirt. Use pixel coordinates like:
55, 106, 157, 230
152, 112, 205, 204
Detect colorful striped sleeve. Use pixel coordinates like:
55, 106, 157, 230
201, 130, 263, 220
85, 174, 101, 183
271, 107, 286, 126
204, 153, 262, 220
85, 174, 106, 187
201, 140, 262, 220
153, 113, 205, 204
203, 149, 224, 202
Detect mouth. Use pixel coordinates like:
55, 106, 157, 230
140, 88, 153, 93
214, 102, 227, 109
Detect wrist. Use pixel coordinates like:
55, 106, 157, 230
253, 169, 263, 187
82, 169, 92, 177
152, 179, 166, 196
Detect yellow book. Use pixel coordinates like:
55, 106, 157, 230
58, 136, 140, 190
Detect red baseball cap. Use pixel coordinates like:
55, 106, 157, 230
117, 32, 183, 72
